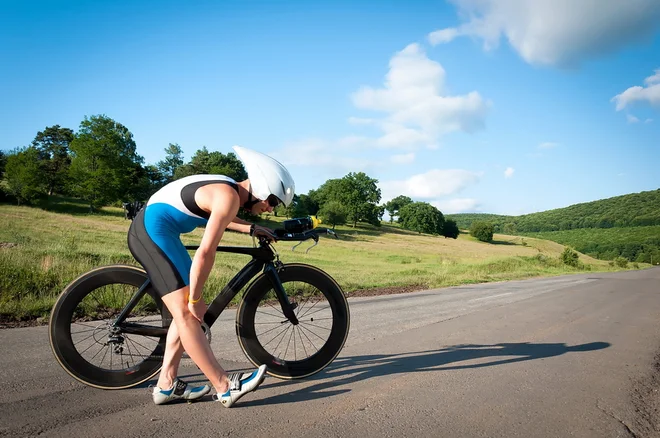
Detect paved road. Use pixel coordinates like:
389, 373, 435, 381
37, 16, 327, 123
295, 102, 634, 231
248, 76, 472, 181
1, 268, 660, 438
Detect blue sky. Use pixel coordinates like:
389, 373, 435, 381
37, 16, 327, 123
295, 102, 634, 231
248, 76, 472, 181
2, 0, 659, 215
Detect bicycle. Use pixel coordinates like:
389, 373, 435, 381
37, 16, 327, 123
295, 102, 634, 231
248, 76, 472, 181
48, 227, 350, 390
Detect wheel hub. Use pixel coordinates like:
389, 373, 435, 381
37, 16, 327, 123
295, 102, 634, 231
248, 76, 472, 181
107, 334, 125, 354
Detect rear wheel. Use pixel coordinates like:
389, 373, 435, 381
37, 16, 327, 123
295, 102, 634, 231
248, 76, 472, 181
236, 263, 350, 379
49, 265, 170, 389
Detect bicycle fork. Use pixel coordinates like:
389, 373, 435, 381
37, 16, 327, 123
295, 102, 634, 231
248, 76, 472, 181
264, 264, 299, 325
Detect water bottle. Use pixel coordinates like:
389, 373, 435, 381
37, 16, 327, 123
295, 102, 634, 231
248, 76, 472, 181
280, 216, 322, 234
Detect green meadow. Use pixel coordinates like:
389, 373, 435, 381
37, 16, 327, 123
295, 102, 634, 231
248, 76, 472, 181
0, 198, 641, 323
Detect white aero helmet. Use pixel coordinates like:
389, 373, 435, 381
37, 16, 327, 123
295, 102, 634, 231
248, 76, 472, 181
232, 145, 295, 207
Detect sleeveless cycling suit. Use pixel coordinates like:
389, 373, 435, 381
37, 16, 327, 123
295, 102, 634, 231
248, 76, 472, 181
127, 174, 239, 297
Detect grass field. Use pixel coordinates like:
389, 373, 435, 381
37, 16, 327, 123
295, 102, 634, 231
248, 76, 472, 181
0, 198, 640, 323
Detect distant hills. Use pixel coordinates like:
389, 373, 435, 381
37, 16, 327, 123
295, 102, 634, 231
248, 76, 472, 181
447, 189, 660, 232
447, 189, 660, 263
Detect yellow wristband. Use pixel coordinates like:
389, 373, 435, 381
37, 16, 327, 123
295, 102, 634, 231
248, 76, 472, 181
188, 294, 202, 304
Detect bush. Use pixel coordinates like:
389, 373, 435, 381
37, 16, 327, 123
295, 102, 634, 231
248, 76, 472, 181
470, 221, 494, 242
614, 256, 629, 268
534, 253, 560, 268
441, 218, 459, 239
560, 247, 580, 267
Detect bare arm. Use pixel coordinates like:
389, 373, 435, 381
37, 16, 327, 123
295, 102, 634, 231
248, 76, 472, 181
226, 217, 252, 234
226, 216, 279, 241
188, 195, 239, 303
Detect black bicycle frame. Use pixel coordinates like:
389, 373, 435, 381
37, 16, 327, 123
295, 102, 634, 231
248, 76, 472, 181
116, 242, 298, 337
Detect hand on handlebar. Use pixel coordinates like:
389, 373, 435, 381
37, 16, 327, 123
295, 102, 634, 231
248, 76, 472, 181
251, 224, 278, 242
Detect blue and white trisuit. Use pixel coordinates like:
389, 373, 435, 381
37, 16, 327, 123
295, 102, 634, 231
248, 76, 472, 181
127, 174, 238, 297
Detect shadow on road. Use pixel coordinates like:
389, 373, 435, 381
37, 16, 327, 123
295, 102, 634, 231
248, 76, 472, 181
241, 341, 610, 406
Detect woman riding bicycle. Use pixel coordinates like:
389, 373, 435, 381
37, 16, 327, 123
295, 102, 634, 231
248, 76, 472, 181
127, 145, 295, 407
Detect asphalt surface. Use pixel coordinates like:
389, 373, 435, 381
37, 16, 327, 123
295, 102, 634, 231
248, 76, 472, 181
1, 267, 660, 438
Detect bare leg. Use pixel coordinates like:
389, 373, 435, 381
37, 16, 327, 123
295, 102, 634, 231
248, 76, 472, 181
159, 286, 230, 394
156, 318, 184, 389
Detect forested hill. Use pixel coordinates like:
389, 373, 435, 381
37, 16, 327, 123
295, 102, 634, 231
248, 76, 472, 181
447, 189, 660, 233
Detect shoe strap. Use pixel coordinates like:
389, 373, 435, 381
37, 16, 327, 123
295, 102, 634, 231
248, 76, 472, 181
227, 373, 243, 391
173, 379, 188, 396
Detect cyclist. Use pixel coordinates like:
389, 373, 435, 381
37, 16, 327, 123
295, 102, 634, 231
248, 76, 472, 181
127, 145, 295, 407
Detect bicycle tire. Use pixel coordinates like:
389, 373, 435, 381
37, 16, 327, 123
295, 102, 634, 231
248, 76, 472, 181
49, 265, 169, 389
236, 263, 350, 379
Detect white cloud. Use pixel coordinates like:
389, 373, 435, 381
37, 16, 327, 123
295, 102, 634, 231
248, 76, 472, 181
538, 142, 558, 149
347, 117, 375, 126
375, 124, 432, 149
612, 69, 660, 110
432, 198, 481, 214
429, 0, 660, 67
428, 28, 461, 45
390, 153, 415, 164
379, 168, 481, 202
645, 118, 654, 123
645, 69, 660, 85
350, 43, 491, 150
627, 114, 640, 124
337, 135, 373, 148
275, 139, 381, 172
504, 167, 514, 178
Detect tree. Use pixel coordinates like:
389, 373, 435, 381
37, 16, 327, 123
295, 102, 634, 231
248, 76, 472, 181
305, 189, 322, 215
295, 193, 319, 216
4, 147, 46, 205
68, 115, 144, 211
384, 195, 413, 223
0, 150, 6, 177
502, 222, 517, 235
318, 201, 348, 229
174, 147, 247, 181
32, 125, 74, 196
470, 221, 494, 242
316, 172, 381, 227
289, 194, 310, 218
364, 203, 384, 227
345, 172, 381, 227
157, 143, 184, 183
128, 164, 165, 201
398, 202, 445, 235
442, 218, 459, 239
273, 194, 306, 218
314, 178, 343, 206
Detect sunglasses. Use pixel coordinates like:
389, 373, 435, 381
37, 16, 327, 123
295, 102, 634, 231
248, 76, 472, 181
265, 195, 282, 208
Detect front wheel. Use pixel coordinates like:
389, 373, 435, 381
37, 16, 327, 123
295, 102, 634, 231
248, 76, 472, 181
49, 265, 170, 389
236, 263, 350, 379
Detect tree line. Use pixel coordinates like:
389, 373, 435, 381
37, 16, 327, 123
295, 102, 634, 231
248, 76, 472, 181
1, 115, 459, 238
446, 189, 660, 263
447, 188, 660, 233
